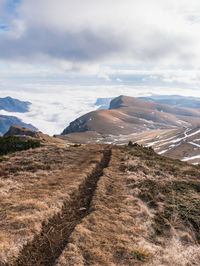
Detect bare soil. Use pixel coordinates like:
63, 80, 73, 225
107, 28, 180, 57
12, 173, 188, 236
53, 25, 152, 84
14, 149, 111, 266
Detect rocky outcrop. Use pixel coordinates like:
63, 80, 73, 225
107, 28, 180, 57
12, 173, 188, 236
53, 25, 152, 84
4, 125, 40, 138
109, 95, 125, 109
0, 116, 37, 136
5, 126, 66, 144
62, 117, 91, 135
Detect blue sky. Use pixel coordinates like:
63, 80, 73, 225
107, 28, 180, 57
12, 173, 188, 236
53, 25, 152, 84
5, 0, 20, 12
1, 0, 200, 134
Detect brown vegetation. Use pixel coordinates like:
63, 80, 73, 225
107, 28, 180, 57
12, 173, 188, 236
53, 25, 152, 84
1, 143, 200, 265
0, 144, 107, 265
56, 145, 200, 266
5, 125, 66, 145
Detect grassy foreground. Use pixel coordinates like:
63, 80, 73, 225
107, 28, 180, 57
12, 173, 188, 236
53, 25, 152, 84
56, 145, 200, 266
0, 143, 200, 265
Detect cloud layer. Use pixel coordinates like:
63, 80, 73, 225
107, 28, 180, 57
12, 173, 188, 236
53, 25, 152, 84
1, 0, 200, 69
1, 1, 200, 135
1, 81, 200, 135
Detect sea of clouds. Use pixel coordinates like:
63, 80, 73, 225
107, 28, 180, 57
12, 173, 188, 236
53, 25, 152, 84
0, 0, 200, 135
0, 80, 200, 135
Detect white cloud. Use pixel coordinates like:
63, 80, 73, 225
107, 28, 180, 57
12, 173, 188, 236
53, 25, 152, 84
1, 0, 200, 135
0, 0, 200, 68
1, 81, 200, 135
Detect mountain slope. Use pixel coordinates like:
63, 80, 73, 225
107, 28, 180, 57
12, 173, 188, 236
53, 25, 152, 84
139, 94, 200, 109
0, 96, 36, 135
62, 95, 200, 137
56, 145, 200, 266
59, 95, 200, 164
142, 127, 200, 163
95, 95, 200, 110
0, 144, 108, 265
0, 115, 37, 135
5, 125, 66, 144
0, 96, 30, 113
1, 144, 200, 265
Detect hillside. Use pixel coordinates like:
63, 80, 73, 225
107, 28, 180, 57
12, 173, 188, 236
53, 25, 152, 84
61, 95, 200, 137
141, 127, 200, 164
139, 94, 200, 109
0, 97, 38, 136
0, 144, 200, 265
4, 126, 66, 145
0, 115, 37, 136
94, 95, 200, 110
58, 95, 200, 164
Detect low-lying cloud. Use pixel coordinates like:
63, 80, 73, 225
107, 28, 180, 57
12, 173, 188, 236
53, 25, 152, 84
0, 0, 200, 134
1, 82, 200, 135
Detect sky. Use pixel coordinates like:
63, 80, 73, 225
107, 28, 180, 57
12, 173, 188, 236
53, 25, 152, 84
1, 0, 200, 134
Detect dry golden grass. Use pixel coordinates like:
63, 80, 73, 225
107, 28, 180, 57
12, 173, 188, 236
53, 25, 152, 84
56, 145, 200, 266
56, 148, 152, 265
0, 144, 105, 265
1, 143, 200, 265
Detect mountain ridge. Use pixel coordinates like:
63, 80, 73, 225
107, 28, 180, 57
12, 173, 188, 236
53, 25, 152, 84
59, 95, 200, 164
0, 115, 37, 136
61, 95, 200, 136
95, 94, 200, 110
0, 96, 36, 135
0, 96, 30, 113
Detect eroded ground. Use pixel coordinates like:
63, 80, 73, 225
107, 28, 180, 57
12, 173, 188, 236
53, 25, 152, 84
0, 145, 108, 265
56, 145, 200, 266
1, 144, 200, 265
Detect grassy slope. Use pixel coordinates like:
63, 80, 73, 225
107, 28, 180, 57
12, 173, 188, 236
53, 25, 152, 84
1, 144, 200, 265
0, 145, 105, 265
56, 145, 200, 266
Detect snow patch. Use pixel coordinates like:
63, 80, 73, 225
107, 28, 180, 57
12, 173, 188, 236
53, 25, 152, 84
188, 142, 200, 148
158, 149, 168, 155
182, 155, 200, 162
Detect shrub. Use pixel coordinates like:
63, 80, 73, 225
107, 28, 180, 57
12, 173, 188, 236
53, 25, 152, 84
0, 135, 40, 155
70, 144, 81, 147
128, 141, 139, 147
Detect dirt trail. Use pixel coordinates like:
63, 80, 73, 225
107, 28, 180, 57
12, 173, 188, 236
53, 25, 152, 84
13, 148, 111, 266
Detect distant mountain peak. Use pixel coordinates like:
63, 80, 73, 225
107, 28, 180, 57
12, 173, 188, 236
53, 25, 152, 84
0, 115, 37, 136
0, 96, 31, 113
109, 95, 130, 109
59, 95, 200, 164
